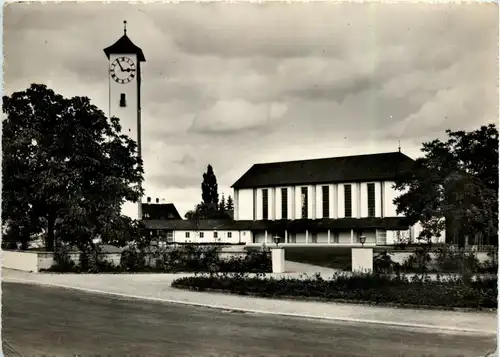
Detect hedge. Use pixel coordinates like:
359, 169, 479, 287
171, 272, 497, 310
43, 244, 272, 274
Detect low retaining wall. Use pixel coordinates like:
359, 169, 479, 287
386, 251, 491, 269
2, 248, 248, 272
3, 250, 40, 272
2, 250, 122, 273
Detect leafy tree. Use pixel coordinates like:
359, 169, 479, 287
2, 84, 144, 251
100, 216, 145, 248
219, 194, 226, 213
394, 124, 498, 247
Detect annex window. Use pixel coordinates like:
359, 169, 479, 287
301, 187, 308, 219
214, 232, 218, 238
281, 188, 288, 219
322, 186, 330, 218
166, 231, 173, 242
119, 93, 126, 107
199, 232, 204, 238
228, 232, 232, 238
185, 232, 190, 238
262, 189, 269, 220
344, 184, 352, 218
367, 183, 376, 217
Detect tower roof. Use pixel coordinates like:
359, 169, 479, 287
103, 34, 146, 62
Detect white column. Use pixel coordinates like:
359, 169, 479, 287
234, 189, 239, 220
272, 187, 277, 221
379, 181, 384, 218
253, 188, 257, 220
357, 182, 362, 218
306, 230, 309, 244
285, 230, 288, 243
333, 184, 338, 219
327, 229, 331, 244
350, 229, 354, 244
311, 185, 316, 219
265, 230, 268, 244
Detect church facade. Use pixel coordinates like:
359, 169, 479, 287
143, 151, 446, 246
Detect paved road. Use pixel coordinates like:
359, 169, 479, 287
2, 282, 495, 357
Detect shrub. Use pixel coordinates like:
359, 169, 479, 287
434, 245, 480, 274
120, 246, 146, 271
374, 250, 401, 275
479, 246, 499, 274
43, 242, 271, 274
48, 247, 79, 272
79, 246, 119, 273
401, 247, 432, 275
172, 272, 497, 309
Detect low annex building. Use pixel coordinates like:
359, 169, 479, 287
142, 151, 446, 246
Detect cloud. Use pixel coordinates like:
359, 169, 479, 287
189, 99, 288, 133
4, 2, 497, 217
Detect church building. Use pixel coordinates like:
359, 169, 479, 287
143, 151, 446, 246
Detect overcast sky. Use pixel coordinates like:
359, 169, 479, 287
4, 2, 498, 217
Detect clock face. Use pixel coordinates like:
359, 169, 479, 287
110, 56, 136, 84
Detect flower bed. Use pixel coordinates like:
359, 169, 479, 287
171, 272, 497, 310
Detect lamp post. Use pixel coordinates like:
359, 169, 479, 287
359, 235, 366, 247
273, 235, 281, 246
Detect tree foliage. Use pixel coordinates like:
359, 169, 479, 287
185, 165, 232, 220
219, 194, 226, 213
202, 164, 218, 206
2, 84, 144, 250
393, 124, 498, 247
226, 195, 234, 218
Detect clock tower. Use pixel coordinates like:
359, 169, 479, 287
104, 21, 146, 220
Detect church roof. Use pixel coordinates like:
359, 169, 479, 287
231, 151, 414, 189
103, 34, 146, 62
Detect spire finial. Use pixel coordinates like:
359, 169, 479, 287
398, 140, 401, 153
123, 20, 127, 35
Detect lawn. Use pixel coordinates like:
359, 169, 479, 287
245, 246, 381, 270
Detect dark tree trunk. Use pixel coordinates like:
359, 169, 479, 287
46, 214, 55, 251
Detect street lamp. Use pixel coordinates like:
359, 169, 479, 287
359, 235, 366, 247
273, 235, 281, 246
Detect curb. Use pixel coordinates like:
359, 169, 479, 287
3, 277, 496, 336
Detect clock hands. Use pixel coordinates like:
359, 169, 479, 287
117, 60, 125, 71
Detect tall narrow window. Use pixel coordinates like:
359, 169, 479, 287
281, 188, 288, 219
119, 93, 126, 107
322, 186, 330, 218
344, 184, 352, 218
262, 189, 269, 220
367, 183, 376, 217
301, 187, 308, 219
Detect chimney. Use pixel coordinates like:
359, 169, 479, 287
156, 198, 159, 203
147, 197, 151, 203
